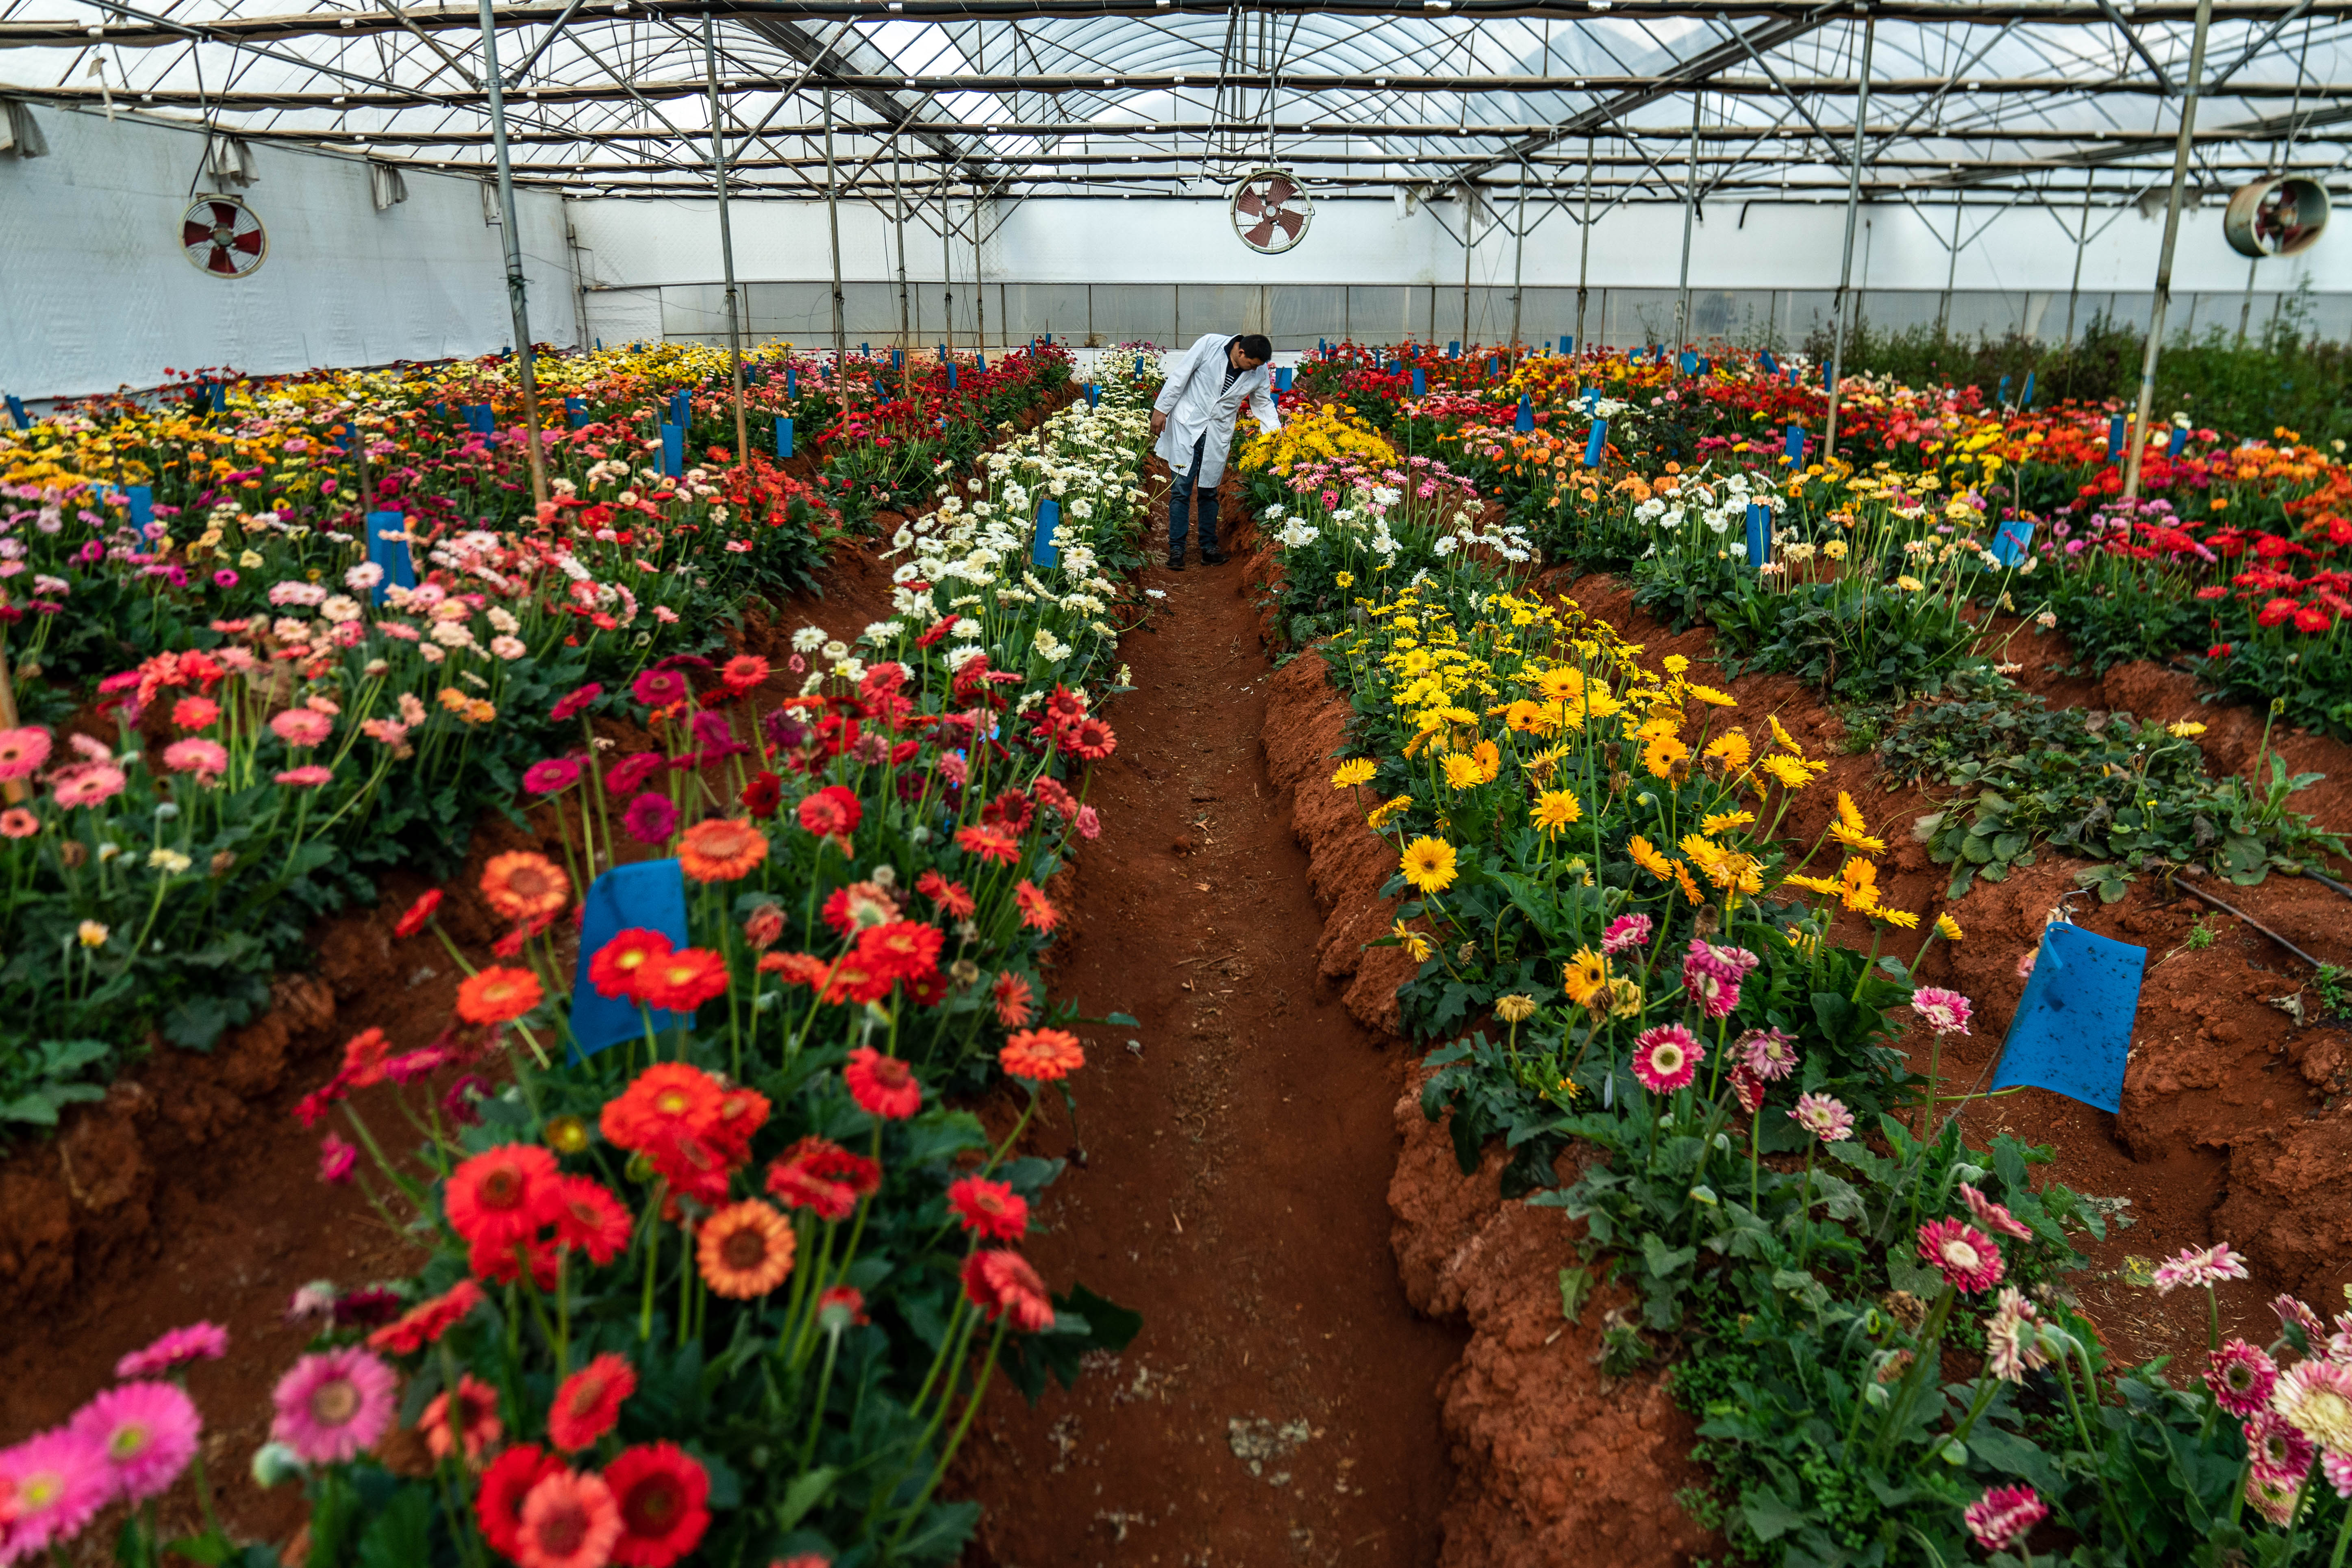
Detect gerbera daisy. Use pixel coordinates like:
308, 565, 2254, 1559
1829, 792, 1888, 853
1728, 1063, 1765, 1115
1962, 1485, 2047, 1553
1063, 716, 1117, 761
1002, 1027, 1085, 1082
422, 1373, 502, 1469
0, 726, 53, 783
1737, 1027, 1798, 1081
604, 1442, 710, 1568
69, 1380, 201, 1503
550, 1177, 633, 1266
367, 1280, 485, 1356
844, 1046, 923, 1118
739, 770, 782, 818
270, 1347, 398, 1464
114, 1321, 228, 1380
636, 948, 729, 1013
1910, 986, 1974, 1036
548, 1353, 637, 1453
600, 1063, 724, 1152
1398, 836, 1458, 895
696, 1200, 796, 1298
1959, 1182, 2035, 1241
2246, 1406, 2319, 1483
855, 920, 944, 983
962, 1249, 1057, 1332
393, 888, 443, 940
991, 970, 1037, 1027
446, 1144, 560, 1248
481, 852, 572, 924
1600, 913, 1652, 955
478, 1445, 564, 1559
2273, 1359, 2352, 1452
955, 823, 1021, 865
817, 1286, 870, 1331
1014, 880, 1060, 933
1982, 1287, 2050, 1383
589, 928, 673, 1004
516, 1468, 623, 1568
796, 785, 862, 840
621, 792, 680, 846
720, 653, 771, 693
821, 881, 902, 936
918, 869, 976, 920
1627, 835, 1675, 881
1631, 1024, 1702, 1094
2152, 1242, 2252, 1294
1561, 948, 1609, 1008
948, 1177, 1030, 1242
1331, 758, 1377, 789
630, 668, 691, 709
0, 1427, 111, 1555
1531, 789, 1582, 836
456, 965, 543, 1025
1788, 1092, 1853, 1144
161, 737, 230, 780
2207, 1339, 2280, 1418
2245, 1469, 2300, 1527
1915, 1218, 2005, 1295
677, 818, 769, 883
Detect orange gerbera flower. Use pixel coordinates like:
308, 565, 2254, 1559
696, 1200, 795, 1298
600, 1063, 723, 1153
1013, 880, 1059, 933
676, 818, 769, 883
480, 852, 571, 924
456, 966, 543, 1025
1001, 1027, 1085, 1082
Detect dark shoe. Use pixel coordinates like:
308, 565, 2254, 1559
1202, 549, 1228, 566
1167, 550, 1186, 571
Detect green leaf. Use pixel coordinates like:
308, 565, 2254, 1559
1640, 1231, 1697, 1280
775, 1467, 838, 1533
354, 1485, 433, 1568
1557, 1266, 1593, 1326
1741, 1486, 1811, 1544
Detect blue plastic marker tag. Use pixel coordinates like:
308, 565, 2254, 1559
976, 351, 987, 370
210, 383, 226, 411
126, 484, 153, 531
660, 422, 684, 477
1411, 368, 1426, 396
365, 511, 417, 603
948, 363, 959, 389
938, 344, 948, 361
1515, 396, 1534, 434
1679, 350, 1697, 375
1274, 368, 1291, 392
2106, 415, 2125, 462
787, 366, 798, 398
4, 395, 25, 430
1998, 374, 2012, 407
1032, 498, 1061, 568
2168, 425, 2188, 459
672, 390, 689, 427
1585, 419, 1609, 467
1990, 517, 2036, 567
568, 860, 691, 1060
470, 403, 496, 435
1744, 501, 1772, 568
1759, 350, 1778, 374
1561, 335, 1573, 354
1989, 922, 2146, 1113
861, 341, 870, 355
2022, 371, 2036, 408
892, 349, 904, 370
1085, 383, 1099, 407
565, 396, 587, 428
775, 416, 794, 458
1448, 341, 1460, 358
1784, 424, 1805, 465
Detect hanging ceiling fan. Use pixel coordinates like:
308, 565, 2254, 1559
180, 197, 268, 278
1231, 168, 1313, 254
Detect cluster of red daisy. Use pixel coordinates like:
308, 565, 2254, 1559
599, 1063, 771, 1210
588, 930, 733, 1015
1033, 685, 1117, 762
480, 1431, 709, 1568
443, 1143, 635, 1287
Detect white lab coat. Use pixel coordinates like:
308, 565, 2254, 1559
1151, 334, 1282, 489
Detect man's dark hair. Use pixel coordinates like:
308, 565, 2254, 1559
1236, 334, 1274, 365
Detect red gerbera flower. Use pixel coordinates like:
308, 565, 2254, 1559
1064, 716, 1117, 761
547, 1352, 637, 1454
991, 971, 1037, 1027
764, 1135, 880, 1220
457, 965, 543, 1025
393, 887, 443, 940
854, 920, 944, 983
600, 1063, 724, 1153
843, 1046, 922, 1120
636, 947, 730, 1013
548, 1175, 633, 1265
477, 1444, 564, 1559
1013, 880, 1059, 933
954, 823, 1020, 865
796, 784, 862, 839
916, 869, 976, 919
445, 1144, 561, 1248
720, 654, 771, 694
961, 1248, 1056, 1332
739, 770, 783, 818
605, 1442, 711, 1568
758, 951, 835, 990
589, 928, 674, 1004
367, 1279, 486, 1355
947, 1176, 1029, 1242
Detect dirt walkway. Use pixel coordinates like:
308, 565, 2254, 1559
957, 479, 1464, 1568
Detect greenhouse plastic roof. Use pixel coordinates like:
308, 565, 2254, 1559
1, 0, 2348, 206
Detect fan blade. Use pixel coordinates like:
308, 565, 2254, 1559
1275, 209, 1304, 238
207, 246, 239, 275
231, 230, 264, 255
210, 202, 241, 227
1264, 177, 1297, 204
182, 220, 215, 248
1245, 219, 1278, 248
1236, 189, 1265, 217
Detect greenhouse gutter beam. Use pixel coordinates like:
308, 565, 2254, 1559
1922, 98, 2352, 188
26, 0, 2348, 46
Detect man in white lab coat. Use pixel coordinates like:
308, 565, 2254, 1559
1150, 331, 1281, 570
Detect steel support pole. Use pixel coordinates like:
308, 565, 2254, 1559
702, 13, 747, 464
942, 189, 956, 353
1575, 133, 1593, 352
972, 193, 987, 351
1675, 89, 1700, 349
2063, 166, 2094, 346
1937, 200, 1962, 339
1509, 160, 1527, 353
1461, 185, 1474, 348
1823, 15, 1875, 463
892, 140, 911, 397
475, 0, 548, 506
824, 87, 847, 389
2123, 0, 2215, 500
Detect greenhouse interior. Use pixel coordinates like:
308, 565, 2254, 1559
4, 0, 2352, 1563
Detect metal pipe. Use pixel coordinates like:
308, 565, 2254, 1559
892, 139, 911, 396
941, 187, 955, 353
973, 189, 987, 351
823, 84, 846, 384
1510, 159, 1527, 352
1675, 89, 1700, 348
475, 0, 548, 506
702, 11, 748, 464
1461, 184, 1474, 348
1823, 15, 1874, 462
2062, 165, 2094, 346
2122, 0, 2215, 501
1575, 133, 1593, 351
1937, 199, 1961, 337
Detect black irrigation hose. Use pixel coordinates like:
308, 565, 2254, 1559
2304, 868, 2352, 903
2171, 874, 2331, 973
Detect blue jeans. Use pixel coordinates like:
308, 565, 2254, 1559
1169, 434, 1219, 555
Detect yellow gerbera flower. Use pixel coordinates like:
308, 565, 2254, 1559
1399, 837, 1459, 894
1641, 733, 1691, 779
1937, 913, 1963, 941
1686, 683, 1738, 708
1331, 757, 1377, 789
1532, 789, 1582, 836
1675, 862, 1705, 905
1562, 947, 1609, 1006
1628, 835, 1675, 881
1605, 976, 1646, 1018
1391, 919, 1433, 962
1469, 739, 1503, 785
1768, 714, 1805, 753
1442, 753, 1486, 790
1368, 795, 1414, 829
1702, 731, 1752, 770
1533, 667, 1584, 702
1837, 858, 1882, 913
1760, 753, 1814, 790
1879, 908, 1922, 930
1782, 873, 1841, 896
1829, 791, 1888, 854
1701, 809, 1755, 834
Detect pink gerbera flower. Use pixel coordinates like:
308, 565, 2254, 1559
1910, 986, 1974, 1035
1962, 1485, 2047, 1553
52, 766, 127, 809
270, 1347, 398, 1464
1631, 1024, 1701, 1094
2275, 1294, 2326, 1345
2323, 1449, 2352, 1501
0, 726, 54, 783
2152, 1242, 2251, 1295
1789, 1092, 1853, 1144
1600, 913, 1652, 956
115, 1321, 229, 1380
1737, 1026, 1798, 1081
68, 1381, 201, 1504
2207, 1340, 2281, 1418
1916, 1217, 2005, 1294
274, 765, 335, 788
0, 1428, 113, 1556
1959, 1182, 2035, 1241
2272, 1359, 2352, 1452
2244, 1406, 2318, 1483
1728, 1063, 1765, 1116
161, 737, 230, 781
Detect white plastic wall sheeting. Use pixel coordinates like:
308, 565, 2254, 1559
567, 191, 2349, 298
0, 105, 579, 400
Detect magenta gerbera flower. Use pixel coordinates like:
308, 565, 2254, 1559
2152, 1241, 2251, 1295
1963, 1484, 2048, 1553
1737, 1026, 1798, 1081
2324, 1448, 2352, 1501
68, 1381, 201, 1504
2244, 1407, 2318, 1484
1917, 1217, 2006, 1294
2206, 1339, 2280, 1418
621, 790, 679, 846
1910, 986, 1974, 1035
1631, 1024, 1701, 1094
1789, 1092, 1853, 1144
0, 1428, 113, 1556
1959, 1182, 2035, 1240
1600, 913, 1652, 955
270, 1347, 398, 1464
115, 1321, 228, 1380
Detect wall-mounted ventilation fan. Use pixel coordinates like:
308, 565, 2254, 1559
1231, 168, 1312, 254
2224, 176, 2328, 258
181, 196, 267, 278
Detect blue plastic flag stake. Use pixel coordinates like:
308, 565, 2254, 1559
861, 341, 870, 356
365, 512, 417, 604
1679, 350, 1697, 375
1760, 349, 1779, 374
1990, 922, 2146, 1113
2106, 415, 2126, 463
1487, 356, 1500, 376
1032, 499, 1061, 568
1990, 517, 2036, 568
1411, 367, 1426, 396
1561, 335, 1572, 354
569, 861, 691, 1060
1448, 341, 1460, 358
126, 485, 153, 531
1585, 418, 1609, 467
1275, 367, 1292, 392
467, 403, 495, 435
1515, 395, 1534, 434
1085, 383, 1099, 407
1582, 388, 1599, 413
2168, 425, 2188, 459
564, 396, 587, 428
660, 422, 684, 478
2022, 371, 2036, 408
938, 344, 948, 361
1824, 362, 1834, 392
892, 348, 904, 371
596, 337, 604, 350
975, 351, 987, 371
787, 365, 798, 399
1744, 501, 1772, 568
4, 395, 25, 429
211, 383, 227, 411
1785, 424, 1806, 465
1998, 374, 2012, 407
948, 363, 959, 389
775, 416, 794, 459
671, 391, 689, 427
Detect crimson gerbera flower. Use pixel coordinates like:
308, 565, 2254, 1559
1013, 880, 1059, 933
796, 784, 861, 839
917, 869, 975, 919
1001, 1027, 1085, 1082
549, 1175, 633, 1265
589, 927, 674, 1004
843, 1046, 922, 1119
739, 770, 783, 818
765, 1135, 878, 1220
961, 1248, 1056, 1332
631, 668, 691, 709
1916, 1217, 2006, 1294
547, 1352, 637, 1453
477, 1444, 564, 1559
637, 947, 729, 1012
1063, 716, 1117, 761
367, 1279, 486, 1355
854, 920, 944, 983
600, 1063, 724, 1153
954, 823, 1020, 865
550, 683, 604, 723
445, 1144, 560, 1248
393, 887, 443, 940
947, 1176, 1029, 1242
604, 1442, 710, 1568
